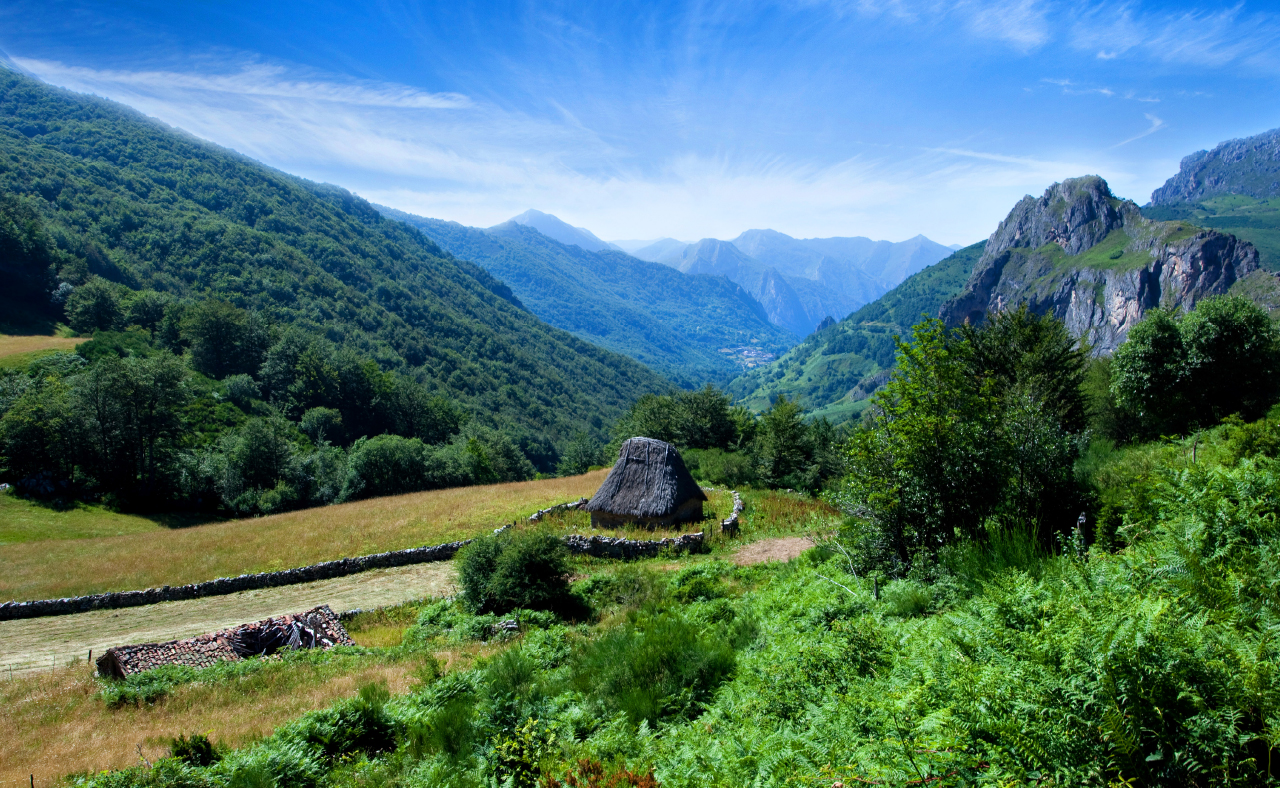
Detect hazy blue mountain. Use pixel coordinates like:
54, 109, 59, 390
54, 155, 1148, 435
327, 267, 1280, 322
633, 230, 954, 336
379, 207, 797, 385
610, 238, 679, 255
632, 237, 692, 264
506, 209, 619, 252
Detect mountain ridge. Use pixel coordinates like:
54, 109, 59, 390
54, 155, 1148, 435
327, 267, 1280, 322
378, 206, 796, 385
940, 175, 1259, 354
633, 229, 954, 335
0, 68, 667, 447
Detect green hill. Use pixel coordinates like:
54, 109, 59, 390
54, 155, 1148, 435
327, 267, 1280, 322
728, 241, 984, 421
377, 209, 796, 386
0, 69, 667, 447
1143, 195, 1280, 271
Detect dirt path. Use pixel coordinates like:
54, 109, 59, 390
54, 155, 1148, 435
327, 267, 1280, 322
732, 536, 812, 565
0, 562, 457, 676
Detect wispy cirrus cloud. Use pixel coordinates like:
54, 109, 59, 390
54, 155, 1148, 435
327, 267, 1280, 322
14, 58, 470, 109
1040, 78, 1159, 103
1070, 3, 1280, 71
1111, 113, 1166, 148
809, 0, 1050, 50
15, 54, 1149, 244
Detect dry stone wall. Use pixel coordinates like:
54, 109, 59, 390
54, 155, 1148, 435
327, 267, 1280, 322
1, 498, 710, 621
0, 540, 468, 621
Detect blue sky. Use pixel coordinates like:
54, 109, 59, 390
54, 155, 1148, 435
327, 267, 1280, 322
3, 1, 1279, 246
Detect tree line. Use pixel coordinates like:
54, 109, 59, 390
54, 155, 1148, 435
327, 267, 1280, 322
827, 295, 1280, 577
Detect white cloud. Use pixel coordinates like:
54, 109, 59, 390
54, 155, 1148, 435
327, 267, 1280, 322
14, 58, 469, 109
1111, 113, 1166, 149
1070, 3, 1280, 72
14, 56, 1170, 245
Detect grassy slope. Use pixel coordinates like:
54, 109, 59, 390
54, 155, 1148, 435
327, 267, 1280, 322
727, 242, 984, 421
1, 488, 822, 784
381, 210, 796, 387
1144, 195, 1280, 271
0, 471, 612, 602
0, 332, 80, 369
0, 70, 667, 443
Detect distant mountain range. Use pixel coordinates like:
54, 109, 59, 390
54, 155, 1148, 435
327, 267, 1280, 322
626, 231, 956, 336
508, 209, 620, 253
377, 207, 796, 386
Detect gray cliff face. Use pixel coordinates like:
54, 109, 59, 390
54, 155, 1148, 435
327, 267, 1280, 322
941, 176, 1259, 354
1150, 128, 1280, 205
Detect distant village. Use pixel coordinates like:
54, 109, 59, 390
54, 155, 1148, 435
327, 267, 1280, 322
719, 345, 777, 368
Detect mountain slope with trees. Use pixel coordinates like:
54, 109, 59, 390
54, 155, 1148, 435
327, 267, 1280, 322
728, 242, 983, 421
376, 208, 796, 386
0, 68, 672, 512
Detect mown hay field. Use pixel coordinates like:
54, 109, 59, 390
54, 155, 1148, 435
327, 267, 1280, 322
1, 471, 611, 603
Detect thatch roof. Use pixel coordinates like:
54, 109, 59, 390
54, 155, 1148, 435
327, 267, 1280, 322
586, 437, 707, 518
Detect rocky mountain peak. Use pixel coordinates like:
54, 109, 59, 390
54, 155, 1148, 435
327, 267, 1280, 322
1150, 127, 1280, 205
941, 175, 1259, 354
987, 175, 1133, 258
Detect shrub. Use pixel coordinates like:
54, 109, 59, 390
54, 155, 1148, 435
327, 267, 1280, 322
458, 531, 574, 615
339, 434, 429, 501
573, 612, 736, 725
458, 529, 573, 616
171, 733, 221, 767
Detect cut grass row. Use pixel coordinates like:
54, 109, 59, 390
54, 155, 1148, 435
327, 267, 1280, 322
0, 471, 613, 603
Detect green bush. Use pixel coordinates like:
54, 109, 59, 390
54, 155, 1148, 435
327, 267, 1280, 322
170, 733, 221, 767
457, 531, 574, 615
573, 611, 736, 725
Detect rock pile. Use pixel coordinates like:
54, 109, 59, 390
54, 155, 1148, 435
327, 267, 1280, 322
95, 605, 353, 678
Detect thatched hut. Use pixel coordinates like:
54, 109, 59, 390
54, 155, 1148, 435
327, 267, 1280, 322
585, 437, 707, 529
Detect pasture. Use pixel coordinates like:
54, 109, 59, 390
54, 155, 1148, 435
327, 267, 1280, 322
1, 471, 612, 603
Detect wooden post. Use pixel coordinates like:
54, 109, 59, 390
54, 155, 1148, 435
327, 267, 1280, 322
88, 649, 92, 665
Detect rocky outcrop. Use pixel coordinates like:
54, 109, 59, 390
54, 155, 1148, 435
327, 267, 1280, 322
941, 176, 1259, 354
1151, 128, 1280, 205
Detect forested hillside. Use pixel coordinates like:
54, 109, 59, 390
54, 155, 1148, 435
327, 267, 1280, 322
378, 208, 795, 386
0, 68, 671, 512
728, 242, 983, 420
